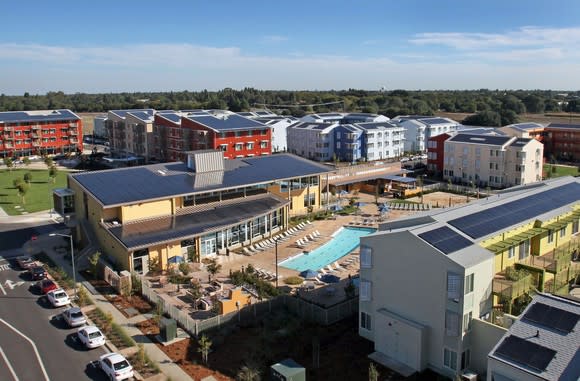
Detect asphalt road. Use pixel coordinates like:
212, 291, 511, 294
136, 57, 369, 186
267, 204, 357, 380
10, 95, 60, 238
0, 222, 57, 250
0, 255, 109, 381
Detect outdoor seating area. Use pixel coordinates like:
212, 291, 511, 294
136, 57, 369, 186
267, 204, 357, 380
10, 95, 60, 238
387, 202, 431, 211
239, 221, 314, 256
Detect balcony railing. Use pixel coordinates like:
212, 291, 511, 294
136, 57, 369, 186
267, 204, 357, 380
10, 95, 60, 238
492, 273, 534, 301
69, 129, 78, 135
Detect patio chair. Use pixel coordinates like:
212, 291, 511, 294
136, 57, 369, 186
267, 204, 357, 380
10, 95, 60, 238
313, 230, 321, 238
308, 233, 318, 241
306, 219, 313, 225
318, 268, 329, 275
325, 265, 336, 273
333, 261, 347, 271
314, 277, 327, 286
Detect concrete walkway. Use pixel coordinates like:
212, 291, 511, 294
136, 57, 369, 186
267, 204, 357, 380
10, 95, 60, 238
24, 233, 194, 381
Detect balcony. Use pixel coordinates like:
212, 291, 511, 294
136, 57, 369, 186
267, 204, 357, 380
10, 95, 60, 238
32, 133, 41, 138
492, 272, 534, 302
31, 124, 41, 130
4, 127, 13, 131
32, 140, 42, 147
69, 129, 78, 135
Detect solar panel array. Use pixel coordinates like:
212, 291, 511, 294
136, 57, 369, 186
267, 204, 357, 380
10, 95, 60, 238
494, 336, 556, 372
186, 114, 267, 131
448, 182, 580, 239
0, 109, 79, 123
449, 134, 512, 145
418, 226, 472, 254
523, 303, 579, 334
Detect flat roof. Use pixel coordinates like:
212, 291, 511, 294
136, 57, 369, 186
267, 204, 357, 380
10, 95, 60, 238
0, 109, 81, 124
547, 122, 580, 130
71, 153, 332, 207
328, 171, 409, 186
448, 134, 513, 146
184, 114, 268, 131
108, 193, 288, 250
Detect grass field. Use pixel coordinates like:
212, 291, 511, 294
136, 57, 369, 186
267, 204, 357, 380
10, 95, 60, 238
0, 169, 68, 215
543, 164, 579, 178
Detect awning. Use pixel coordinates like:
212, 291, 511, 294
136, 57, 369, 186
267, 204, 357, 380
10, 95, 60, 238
486, 227, 546, 253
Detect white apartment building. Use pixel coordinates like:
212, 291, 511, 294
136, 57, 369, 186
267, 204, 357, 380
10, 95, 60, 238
93, 115, 107, 137
443, 134, 543, 188
358, 176, 580, 380
286, 122, 336, 161
357, 122, 405, 161
252, 115, 297, 153
395, 116, 461, 153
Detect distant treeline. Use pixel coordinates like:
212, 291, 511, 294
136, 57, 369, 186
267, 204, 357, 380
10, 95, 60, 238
2, 88, 580, 127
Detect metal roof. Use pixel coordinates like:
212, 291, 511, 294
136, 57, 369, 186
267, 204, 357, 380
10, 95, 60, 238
156, 112, 182, 123
0, 109, 81, 123
109, 109, 154, 119
108, 194, 288, 250
417, 117, 456, 125
448, 134, 513, 146
71, 153, 332, 207
184, 114, 268, 131
510, 138, 532, 147
547, 123, 580, 130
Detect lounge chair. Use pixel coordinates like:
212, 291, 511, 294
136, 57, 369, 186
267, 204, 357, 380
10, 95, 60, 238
313, 230, 321, 238
318, 268, 329, 275
325, 265, 336, 273
242, 247, 253, 256
308, 233, 318, 241
306, 219, 313, 225
333, 261, 347, 271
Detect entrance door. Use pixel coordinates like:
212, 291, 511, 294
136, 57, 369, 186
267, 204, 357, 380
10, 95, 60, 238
133, 249, 149, 275
204, 238, 216, 255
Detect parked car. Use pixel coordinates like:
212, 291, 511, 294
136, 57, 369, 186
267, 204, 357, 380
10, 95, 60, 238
29, 266, 47, 280
77, 326, 106, 349
16, 256, 35, 270
46, 288, 70, 307
97, 353, 134, 381
36, 279, 57, 294
400, 157, 410, 162
62, 307, 87, 327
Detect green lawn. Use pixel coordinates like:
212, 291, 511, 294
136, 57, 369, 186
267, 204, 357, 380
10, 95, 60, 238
543, 164, 580, 179
0, 169, 68, 215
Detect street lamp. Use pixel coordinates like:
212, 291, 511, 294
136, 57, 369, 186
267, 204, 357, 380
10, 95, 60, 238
275, 237, 280, 288
50, 233, 76, 299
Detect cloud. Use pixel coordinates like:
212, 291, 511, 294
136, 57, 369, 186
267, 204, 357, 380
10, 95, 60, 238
410, 26, 580, 51
0, 42, 579, 93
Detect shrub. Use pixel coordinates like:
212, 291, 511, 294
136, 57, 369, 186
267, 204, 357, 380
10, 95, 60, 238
505, 267, 529, 281
284, 276, 303, 285
111, 322, 136, 347
178, 262, 190, 275
76, 284, 92, 306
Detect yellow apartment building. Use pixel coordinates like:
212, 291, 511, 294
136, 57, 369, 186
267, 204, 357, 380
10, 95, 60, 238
55, 150, 332, 273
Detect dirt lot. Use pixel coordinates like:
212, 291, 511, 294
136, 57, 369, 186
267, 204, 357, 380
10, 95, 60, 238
436, 111, 580, 125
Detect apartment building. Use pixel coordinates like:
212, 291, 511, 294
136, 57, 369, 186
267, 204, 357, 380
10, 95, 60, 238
487, 293, 580, 381
106, 109, 155, 161
543, 123, 580, 162
394, 116, 461, 153
359, 176, 580, 379
443, 134, 543, 188
0, 109, 83, 158
287, 122, 336, 161
57, 150, 331, 273
237, 111, 298, 153
499, 122, 545, 139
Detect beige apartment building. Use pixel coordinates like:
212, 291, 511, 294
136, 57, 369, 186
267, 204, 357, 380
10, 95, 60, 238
106, 109, 155, 162
443, 134, 543, 188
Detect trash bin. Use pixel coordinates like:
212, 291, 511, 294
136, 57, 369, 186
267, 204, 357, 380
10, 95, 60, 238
160, 317, 177, 342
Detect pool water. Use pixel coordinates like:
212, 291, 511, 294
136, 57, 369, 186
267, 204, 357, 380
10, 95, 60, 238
279, 227, 375, 272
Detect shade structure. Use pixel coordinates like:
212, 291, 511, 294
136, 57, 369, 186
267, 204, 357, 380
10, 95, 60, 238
168, 255, 184, 264
300, 269, 319, 279
320, 274, 340, 283
355, 202, 367, 208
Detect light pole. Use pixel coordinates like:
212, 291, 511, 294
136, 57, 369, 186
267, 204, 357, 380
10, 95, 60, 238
275, 237, 280, 288
50, 233, 76, 300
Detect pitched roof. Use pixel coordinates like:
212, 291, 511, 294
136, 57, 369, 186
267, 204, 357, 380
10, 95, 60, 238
447, 133, 513, 146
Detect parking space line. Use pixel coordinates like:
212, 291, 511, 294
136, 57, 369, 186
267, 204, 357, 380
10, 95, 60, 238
0, 345, 19, 381
0, 319, 50, 381
0, 284, 5, 296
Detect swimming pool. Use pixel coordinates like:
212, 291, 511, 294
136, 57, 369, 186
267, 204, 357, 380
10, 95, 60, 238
279, 227, 376, 272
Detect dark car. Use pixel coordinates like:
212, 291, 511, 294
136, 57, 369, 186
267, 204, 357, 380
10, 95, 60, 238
16, 256, 35, 270
29, 265, 47, 280
36, 279, 58, 294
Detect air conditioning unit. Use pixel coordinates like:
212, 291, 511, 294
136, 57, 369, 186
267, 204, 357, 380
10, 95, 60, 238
462, 371, 478, 381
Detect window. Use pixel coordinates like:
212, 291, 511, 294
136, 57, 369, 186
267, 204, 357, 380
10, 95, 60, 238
573, 220, 579, 234
261, 129, 268, 135
360, 312, 372, 330
445, 311, 459, 336
303, 193, 315, 208
548, 230, 554, 243
464, 274, 474, 294
247, 130, 253, 137
489, 163, 494, 169
260, 141, 268, 149
463, 311, 473, 332
444, 348, 457, 370
560, 227, 566, 237
360, 245, 372, 268
246, 142, 254, 150
360, 280, 371, 301
518, 239, 530, 260
475, 147, 481, 156
447, 273, 461, 301
508, 246, 515, 259
235, 143, 243, 151
461, 349, 471, 370
220, 144, 227, 152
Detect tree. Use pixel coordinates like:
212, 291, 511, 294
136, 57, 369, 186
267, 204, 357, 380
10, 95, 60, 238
500, 109, 519, 125
3, 157, 13, 172
88, 251, 101, 279
236, 365, 261, 381
369, 362, 379, 381
205, 258, 222, 282
462, 111, 501, 126
197, 334, 212, 364
49, 166, 58, 183
22, 157, 31, 167
16, 182, 29, 204
23, 172, 32, 183
502, 95, 526, 114
187, 281, 202, 311
44, 157, 53, 168
522, 94, 545, 114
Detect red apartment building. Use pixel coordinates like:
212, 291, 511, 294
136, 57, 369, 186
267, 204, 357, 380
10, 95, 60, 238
0, 109, 83, 158
426, 132, 452, 175
543, 123, 580, 162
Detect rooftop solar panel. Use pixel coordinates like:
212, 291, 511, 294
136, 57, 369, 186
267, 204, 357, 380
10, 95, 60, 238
523, 303, 579, 334
494, 336, 556, 372
418, 226, 472, 254
449, 182, 580, 239
0, 109, 80, 123
186, 114, 267, 131
449, 134, 512, 145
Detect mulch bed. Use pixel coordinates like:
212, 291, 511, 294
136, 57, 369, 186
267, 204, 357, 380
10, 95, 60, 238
85, 309, 132, 350
126, 352, 160, 379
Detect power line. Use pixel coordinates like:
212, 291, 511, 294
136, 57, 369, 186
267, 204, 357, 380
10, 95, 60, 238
254, 100, 345, 109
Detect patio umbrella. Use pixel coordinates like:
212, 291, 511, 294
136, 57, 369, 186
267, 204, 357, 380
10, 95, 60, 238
167, 255, 184, 264
378, 204, 389, 213
339, 190, 349, 196
355, 202, 366, 208
320, 274, 340, 283
300, 269, 319, 279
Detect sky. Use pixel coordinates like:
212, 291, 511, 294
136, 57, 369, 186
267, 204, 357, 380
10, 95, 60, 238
1, 0, 580, 94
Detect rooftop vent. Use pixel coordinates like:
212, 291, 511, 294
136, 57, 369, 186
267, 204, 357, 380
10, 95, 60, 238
186, 150, 225, 173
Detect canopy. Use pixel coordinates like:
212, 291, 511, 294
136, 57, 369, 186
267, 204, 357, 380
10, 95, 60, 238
320, 274, 340, 283
300, 269, 319, 279
168, 255, 185, 264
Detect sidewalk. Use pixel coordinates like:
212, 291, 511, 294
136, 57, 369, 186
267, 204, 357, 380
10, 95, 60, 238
24, 233, 194, 381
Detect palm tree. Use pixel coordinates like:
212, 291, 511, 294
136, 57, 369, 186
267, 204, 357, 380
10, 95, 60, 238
197, 334, 212, 364
236, 365, 261, 381
206, 258, 222, 282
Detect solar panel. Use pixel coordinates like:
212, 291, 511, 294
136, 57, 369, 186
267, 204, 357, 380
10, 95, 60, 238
449, 182, 580, 239
494, 336, 556, 372
418, 226, 472, 254
523, 303, 579, 334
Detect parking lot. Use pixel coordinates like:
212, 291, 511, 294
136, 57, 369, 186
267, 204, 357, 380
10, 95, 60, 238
0, 253, 109, 380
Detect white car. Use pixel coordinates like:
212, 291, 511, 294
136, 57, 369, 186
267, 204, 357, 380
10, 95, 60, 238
77, 326, 106, 349
62, 307, 87, 327
98, 353, 134, 381
46, 288, 71, 307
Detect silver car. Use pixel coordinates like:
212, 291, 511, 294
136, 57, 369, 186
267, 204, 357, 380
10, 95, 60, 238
62, 307, 87, 327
